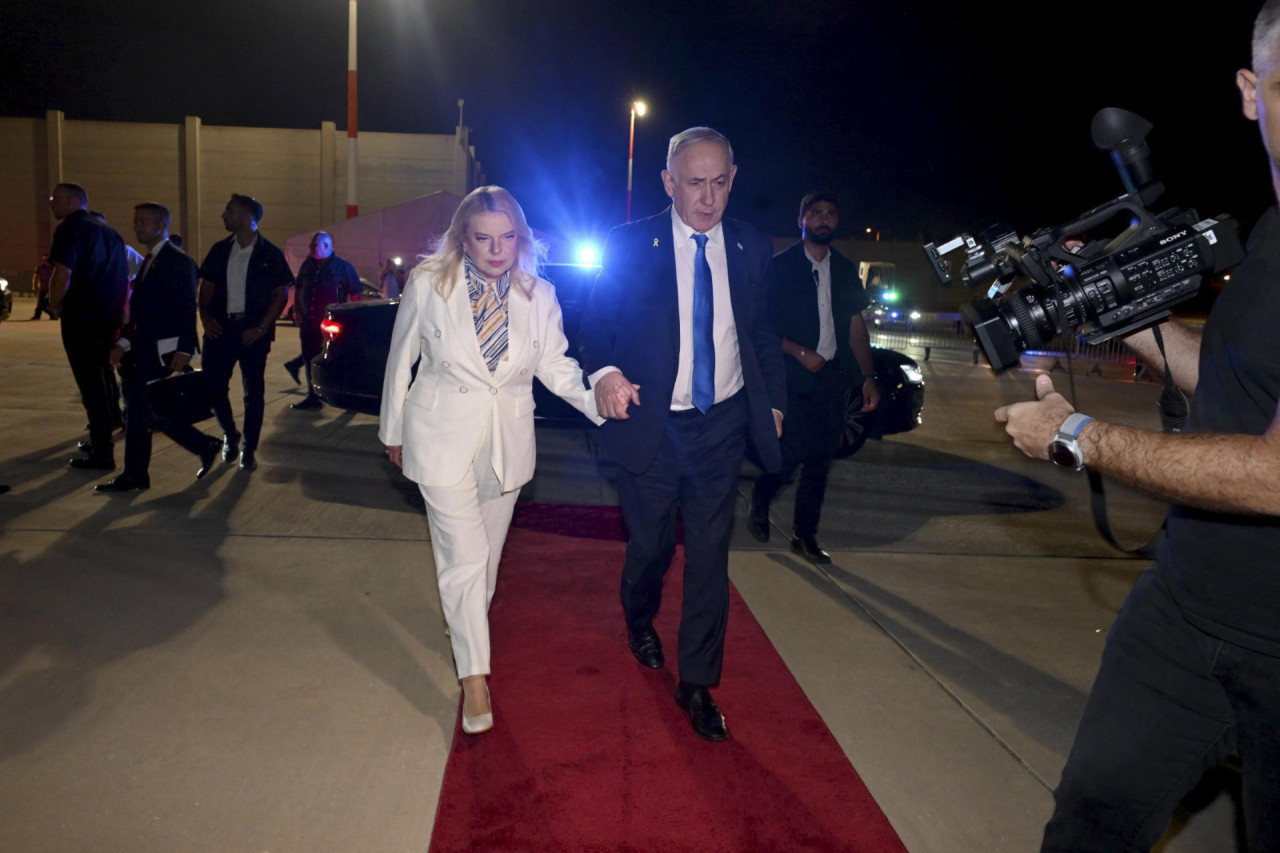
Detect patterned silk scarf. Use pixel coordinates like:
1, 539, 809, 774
464, 255, 511, 373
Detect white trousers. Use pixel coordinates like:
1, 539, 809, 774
418, 423, 520, 680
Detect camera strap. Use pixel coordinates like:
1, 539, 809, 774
1084, 324, 1186, 558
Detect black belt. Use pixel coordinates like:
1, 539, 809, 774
226, 313, 250, 322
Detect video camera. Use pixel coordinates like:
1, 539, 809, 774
923, 108, 1245, 371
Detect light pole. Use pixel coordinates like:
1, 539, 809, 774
347, 0, 359, 219
626, 100, 646, 222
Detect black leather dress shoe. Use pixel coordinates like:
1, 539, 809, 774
197, 439, 221, 479
222, 432, 241, 463
627, 625, 664, 669
239, 450, 258, 472
94, 474, 150, 494
284, 360, 302, 386
290, 395, 323, 410
77, 439, 95, 453
675, 682, 728, 741
791, 535, 831, 564
747, 504, 770, 543
69, 454, 115, 471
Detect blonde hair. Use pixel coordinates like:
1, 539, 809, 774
423, 186, 545, 299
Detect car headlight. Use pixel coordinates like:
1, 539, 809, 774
899, 364, 923, 384
0, 278, 9, 292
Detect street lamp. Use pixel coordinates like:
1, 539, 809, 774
626, 100, 646, 222
347, 0, 359, 219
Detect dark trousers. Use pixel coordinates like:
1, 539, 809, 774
33, 291, 53, 319
285, 325, 323, 394
202, 319, 270, 453
61, 319, 118, 456
1043, 569, 1280, 852
752, 365, 846, 537
616, 392, 748, 686
121, 356, 212, 479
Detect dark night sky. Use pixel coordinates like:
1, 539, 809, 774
3, 1, 1272, 248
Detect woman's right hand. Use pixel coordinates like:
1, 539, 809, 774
386, 445, 403, 468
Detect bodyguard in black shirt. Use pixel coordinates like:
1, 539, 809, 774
48, 183, 128, 470
996, 3, 1280, 847
198, 194, 293, 472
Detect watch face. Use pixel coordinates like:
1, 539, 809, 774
1049, 440, 1079, 469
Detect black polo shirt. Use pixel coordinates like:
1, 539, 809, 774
49, 209, 128, 328
198, 233, 294, 327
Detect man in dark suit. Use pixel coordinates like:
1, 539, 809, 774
579, 127, 785, 741
95, 203, 221, 493
47, 182, 129, 470
749, 192, 880, 563
198, 194, 293, 472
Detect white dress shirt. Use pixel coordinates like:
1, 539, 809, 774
806, 245, 837, 361
226, 237, 254, 314
669, 208, 744, 410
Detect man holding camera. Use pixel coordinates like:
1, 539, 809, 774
996, 3, 1280, 847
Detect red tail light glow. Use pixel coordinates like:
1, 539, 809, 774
320, 319, 343, 340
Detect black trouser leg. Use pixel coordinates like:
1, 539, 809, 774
238, 338, 269, 452
201, 332, 240, 441
62, 321, 117, 456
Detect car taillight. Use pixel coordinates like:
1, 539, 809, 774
320, 319, 342, 340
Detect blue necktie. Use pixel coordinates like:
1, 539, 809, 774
691, 233, 715, 413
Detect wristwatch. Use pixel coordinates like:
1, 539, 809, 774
1048, 413, 1095, 470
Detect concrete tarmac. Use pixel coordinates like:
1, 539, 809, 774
0, 311, 1244, 852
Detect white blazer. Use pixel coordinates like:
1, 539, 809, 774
379, 262, 604, 490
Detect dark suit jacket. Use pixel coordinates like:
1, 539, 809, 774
125, 241, 199, 375
578, 207, 785, 474
766, 241, 870, 396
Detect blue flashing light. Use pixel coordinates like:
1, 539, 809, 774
575, 243, 601, 266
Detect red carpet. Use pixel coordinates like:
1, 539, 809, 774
428, 503, 906, 853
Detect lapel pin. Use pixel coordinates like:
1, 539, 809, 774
653, 238, 659, 248
737, 242, 744, 251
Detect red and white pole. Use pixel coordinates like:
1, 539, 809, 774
346, 0, 358, 219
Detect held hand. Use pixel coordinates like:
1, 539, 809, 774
109, 345, 125, 369
202, 313, 222, 338
595, 370, 641, 420
861, 377, 881, 413
240, 326, 265, 346
167, 352, 191, 375
993, 373, 1076, 460
386, 445, 403, 469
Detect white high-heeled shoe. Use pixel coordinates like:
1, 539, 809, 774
461, 683, 493, 735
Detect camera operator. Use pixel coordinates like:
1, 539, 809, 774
994, 4, 1280, 849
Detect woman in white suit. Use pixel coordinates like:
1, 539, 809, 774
380, 187, 604, 735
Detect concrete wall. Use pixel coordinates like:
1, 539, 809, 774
0, 111, 483, 287
0, 118, 49, 284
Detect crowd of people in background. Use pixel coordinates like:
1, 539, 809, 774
36, 184, 371, 490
